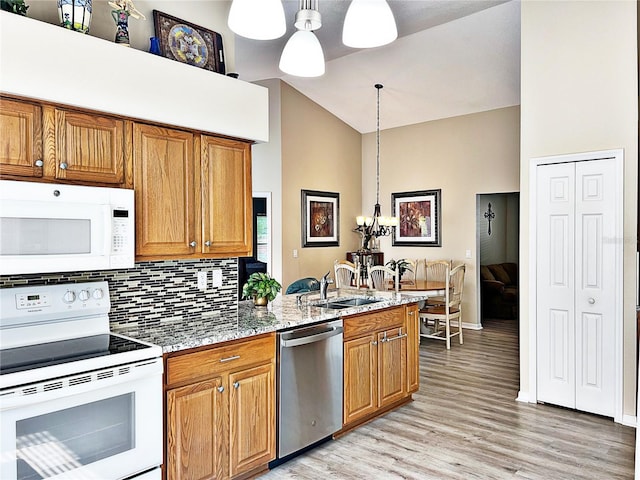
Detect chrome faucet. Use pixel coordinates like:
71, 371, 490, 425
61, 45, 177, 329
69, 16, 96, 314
320, 271, 333, 300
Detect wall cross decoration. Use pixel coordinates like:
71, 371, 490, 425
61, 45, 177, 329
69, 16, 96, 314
484, 202, 495, 235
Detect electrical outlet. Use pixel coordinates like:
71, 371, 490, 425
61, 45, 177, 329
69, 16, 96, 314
211, 269, 223, 288
293, 249, 298, 258
465, 249, 472, 259
197, 271, 207, 290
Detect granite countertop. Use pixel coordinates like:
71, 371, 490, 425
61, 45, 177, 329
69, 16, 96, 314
127, 288, 428, 354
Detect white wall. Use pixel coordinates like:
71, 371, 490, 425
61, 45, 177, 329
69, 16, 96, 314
252, 79, 283, 284
520, 0, 638, 417
365, 106, 521, 327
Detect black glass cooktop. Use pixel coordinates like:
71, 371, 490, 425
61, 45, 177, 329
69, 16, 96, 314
0, 334, 151, 375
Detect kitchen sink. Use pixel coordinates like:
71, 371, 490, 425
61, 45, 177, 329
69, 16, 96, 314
311, 297, 382, 309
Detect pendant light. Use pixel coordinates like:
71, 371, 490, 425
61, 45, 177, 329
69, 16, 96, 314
279, 0, 325, 77
342, 0, 397, 48
228, 0, 286, 40
354, 84, 398, 252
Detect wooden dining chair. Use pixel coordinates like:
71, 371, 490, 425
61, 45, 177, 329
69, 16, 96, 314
368, 265, 399, 292
418, 263, 466, 349
412, 258, 426, 281
334, 260, 358, 288
425, 260, 452, 306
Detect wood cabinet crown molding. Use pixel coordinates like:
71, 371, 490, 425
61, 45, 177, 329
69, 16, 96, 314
0, 12, 268, 143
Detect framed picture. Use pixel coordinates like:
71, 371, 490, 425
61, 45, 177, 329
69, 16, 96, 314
153, 10, 226, 74
392, 189, 442, 246
301, 190, 339, 247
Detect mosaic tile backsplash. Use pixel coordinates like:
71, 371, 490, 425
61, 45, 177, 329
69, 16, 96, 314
0, 258, 239, 335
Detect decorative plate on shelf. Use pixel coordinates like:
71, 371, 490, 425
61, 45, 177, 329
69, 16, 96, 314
153, 10, 225, 75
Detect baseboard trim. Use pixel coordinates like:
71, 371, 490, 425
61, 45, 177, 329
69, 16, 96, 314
621, 414, 637, 428
516, 391, 530, 403
462, 322, 483, 330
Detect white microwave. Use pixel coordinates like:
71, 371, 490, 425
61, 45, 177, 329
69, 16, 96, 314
0, 181, 135, 275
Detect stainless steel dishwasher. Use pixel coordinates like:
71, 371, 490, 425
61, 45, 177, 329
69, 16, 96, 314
276, 318, 344, 460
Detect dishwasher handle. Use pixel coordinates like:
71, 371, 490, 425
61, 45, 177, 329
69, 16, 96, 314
280, 325, 343, 348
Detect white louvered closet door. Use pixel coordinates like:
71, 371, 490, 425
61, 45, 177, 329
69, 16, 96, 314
536, 158, 617, 417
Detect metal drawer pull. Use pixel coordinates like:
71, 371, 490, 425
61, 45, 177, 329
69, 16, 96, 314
220, 355, 240, 363
386, 333, 408, 342
34, 159, 44, 167
204, 241, 212, 247
189, 241, 197, 247
217, 386, 224, 393
233, 381, 240, 389
371, 341, 378, 345
59, 162, 68, 170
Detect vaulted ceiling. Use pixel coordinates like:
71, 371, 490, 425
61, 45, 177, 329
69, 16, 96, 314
234, 0, 521, 133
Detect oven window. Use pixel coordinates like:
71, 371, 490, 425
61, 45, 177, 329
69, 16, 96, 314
15, 393, 134, 480
0, 218, 91, 255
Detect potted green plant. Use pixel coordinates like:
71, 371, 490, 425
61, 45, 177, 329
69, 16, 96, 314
1, 0, 29, 15
242, 272, 282, 306
386, 258, 413, 281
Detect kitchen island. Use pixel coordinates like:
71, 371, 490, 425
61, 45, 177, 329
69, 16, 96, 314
131, 289, 426, 480
128, 288, 428, 352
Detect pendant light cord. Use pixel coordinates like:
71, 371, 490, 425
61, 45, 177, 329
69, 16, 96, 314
375, 83, 382, 205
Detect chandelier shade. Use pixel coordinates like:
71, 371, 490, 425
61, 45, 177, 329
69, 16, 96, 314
342, 0, 398, 48
228, 0, 286, 40
279, 30, 325, 77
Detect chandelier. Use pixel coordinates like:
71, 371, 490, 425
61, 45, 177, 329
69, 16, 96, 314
228, 0, 397, 78
354, 83, 398, 252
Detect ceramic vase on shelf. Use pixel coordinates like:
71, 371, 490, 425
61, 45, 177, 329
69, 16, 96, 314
57, 0, 92, 34
111, 8, 130, 46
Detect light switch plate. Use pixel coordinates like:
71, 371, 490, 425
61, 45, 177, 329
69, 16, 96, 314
211, 269, 223, 288
197, 271, 208, 290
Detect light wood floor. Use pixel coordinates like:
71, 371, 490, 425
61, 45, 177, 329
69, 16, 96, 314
262, 318, 636, 479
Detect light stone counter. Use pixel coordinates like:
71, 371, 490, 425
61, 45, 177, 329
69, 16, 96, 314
130, 288, 428, 354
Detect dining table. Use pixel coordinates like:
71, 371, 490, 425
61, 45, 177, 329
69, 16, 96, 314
386, 279, 447, 295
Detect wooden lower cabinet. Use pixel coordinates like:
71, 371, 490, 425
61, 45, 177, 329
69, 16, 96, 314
167, 378, 225, 480
342, 305, 416, 429
405, 303, 420, 394
228, 364, 275, 477
165, 334, 276, 480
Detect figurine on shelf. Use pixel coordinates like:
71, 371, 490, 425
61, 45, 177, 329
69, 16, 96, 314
108, 0, 145, 46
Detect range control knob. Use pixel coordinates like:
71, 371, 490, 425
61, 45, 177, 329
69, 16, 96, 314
63, 290, 76, 303
78, 290, 90, 301
92, 288, 104, 300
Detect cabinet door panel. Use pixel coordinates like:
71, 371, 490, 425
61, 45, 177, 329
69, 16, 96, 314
378, 327, 407, 408
201, 136, 252, 256
343, 335, 377, 425
0, 98, 43, 178
228, 363, 275, 477
55, 109, 124, 184
134, 123, 197, 257
406, 304, 420, 393
167, 378, 225, 480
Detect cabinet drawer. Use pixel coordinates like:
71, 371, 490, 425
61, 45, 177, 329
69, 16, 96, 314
343, 307, 404, 340
167, 333, 275, 387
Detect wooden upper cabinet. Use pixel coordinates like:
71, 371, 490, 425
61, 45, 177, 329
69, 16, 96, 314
201, 135, 252, 257
133, 123, 198, 257
50, 107, 125, 184
0, 97, 43, 178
